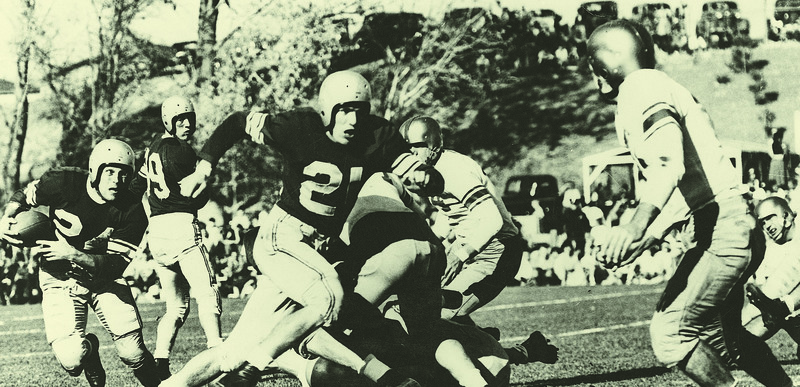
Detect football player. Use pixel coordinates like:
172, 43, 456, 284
398, 116, 557, 366
296, 317, 511, 387
129, 95, 223, 378
165, 172, 500, 387
0, 139, 161, 387
176, 70, 444, 386
398, 117, 523, 322
587, 20, 791, 386
742, 197, 800, 356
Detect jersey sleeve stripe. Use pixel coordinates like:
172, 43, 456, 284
245, 112, 268, 144
642, 108, 680, 137
24, 180, 39, 206
467, 194, 492, 211
391, 153, 422, 178
462, 186, 491, 209
107, 239, 139, 261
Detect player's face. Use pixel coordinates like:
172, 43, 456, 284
757, 203, 792, 244
588, 56, 620, 103
172, 113, 196, 141
329, 103, 367, 145
405, 126, 441, 165
96, 166, 129, 202
408, 144, 439, 166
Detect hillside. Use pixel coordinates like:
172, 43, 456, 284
501, 40, 800, 191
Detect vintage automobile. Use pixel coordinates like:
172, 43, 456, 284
502, 174, 561, 232
696, 1, 750, 47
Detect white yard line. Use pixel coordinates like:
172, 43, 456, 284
0, 287, 660, 360
499, 320, 651, 344
477, 287, 662, 312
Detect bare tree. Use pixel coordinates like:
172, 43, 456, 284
35, 0, 156, 167
2, 0, 37, 201
196, 0, 224, 87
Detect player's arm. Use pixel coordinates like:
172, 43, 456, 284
39, 201, 149, 280
128, 147, 149, 198
181, 111, 280, 198
390, 153, 445, 196
0, 179, 43, 245
596, 106, 685, 266
35, 241, 131, 280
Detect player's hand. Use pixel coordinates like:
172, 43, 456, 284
403, 169, 431, 193
0, 215, 23, 246
442, 240, 477, 285
591, 224, 643, 269
33, 239, 80, 262
179, 160, 213, 198
442, 249, 464, 286
616, 235, 659, 268
403, 168, 444, 196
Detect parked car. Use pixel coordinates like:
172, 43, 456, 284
696, 1, 749, 47
502, 174, 561, 232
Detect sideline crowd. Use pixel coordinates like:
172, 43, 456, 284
4, 172, 794, 305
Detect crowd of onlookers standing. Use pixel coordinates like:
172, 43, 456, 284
3, 170, 800, 305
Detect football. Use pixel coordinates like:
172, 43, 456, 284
8, 210, 55, 247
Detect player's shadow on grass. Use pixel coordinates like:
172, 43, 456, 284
511, 366, 673, 386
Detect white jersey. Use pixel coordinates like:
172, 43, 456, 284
615, 69, 740, 212
755, 236, 800, 310
431, 150, 518, 248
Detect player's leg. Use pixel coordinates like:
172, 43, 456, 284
177, 234, 223, 348
152, 263, 189, 376
431, 320, 510, 387
442, 237, 522, 321
161, 277, 297, 387
42, 285, 104, 384
652, 201, 788, 386
680, 340, 736, 387
719, 283, 792, 387
246, 208, 345, 366
93, 281, 161, 387
151, 213, 223, 352
435, 339, 490, 387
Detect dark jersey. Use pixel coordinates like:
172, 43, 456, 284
199, 108, 420, 237
140, 135, 209, 216
11, 168, 148, 285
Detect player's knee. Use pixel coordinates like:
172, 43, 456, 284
194, 285, 222, 316
304, 278, 344, 325
163, 302, 191, 327
51, 335, 89, 376
114, 331, 148, 368
649, 320, 689, 367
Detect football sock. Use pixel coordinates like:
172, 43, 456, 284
506, 345, 528, 364
360, 354, 391, 382
455, 368, 488, 387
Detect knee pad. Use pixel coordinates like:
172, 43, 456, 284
51, 335, 89, 376
114, 331, 148, 368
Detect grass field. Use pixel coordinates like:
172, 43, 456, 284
2, 284, 799, 386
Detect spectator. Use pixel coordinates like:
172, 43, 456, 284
560, 185, 590, 257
